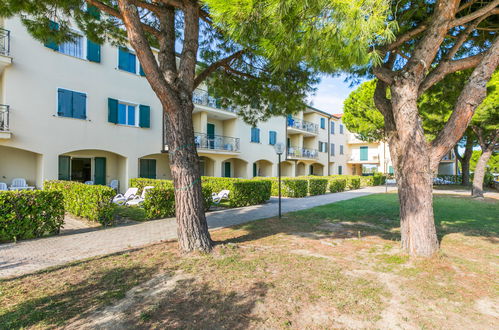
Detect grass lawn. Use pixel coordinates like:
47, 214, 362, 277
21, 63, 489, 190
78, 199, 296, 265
1, 194, 497, 329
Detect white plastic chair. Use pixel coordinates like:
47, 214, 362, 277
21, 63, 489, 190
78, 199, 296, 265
126, 186, 154, 206
84, 181, 94, 185
109, 180, 119, 191
0, 182, 7, 191
9, 178, 34, 190
212, 190, 230, 204
113, 187, 138, 205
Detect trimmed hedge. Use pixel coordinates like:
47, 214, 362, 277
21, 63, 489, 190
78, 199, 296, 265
44, 180, 116, 225
202, 177, 271, 207
130, 177, 173, 194
373, 173, 387, 185
143, 185, 213, 219
0, 190, 64, 242
329, 178, 347, 193
308, 178, 329, 195
269, 178, 308, 197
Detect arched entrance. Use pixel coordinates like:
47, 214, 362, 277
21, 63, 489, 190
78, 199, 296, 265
0, 145, 41, 188
139, 153, 171, 180
296, 162, 306, 176
253, 159, 273, 177
280, 161, 294, 177
199, 156, 215, 177
310, 163, 324, 176
222, 158, 248, 178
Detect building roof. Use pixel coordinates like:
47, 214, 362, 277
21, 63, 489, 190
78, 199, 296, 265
332, 113, 343, 118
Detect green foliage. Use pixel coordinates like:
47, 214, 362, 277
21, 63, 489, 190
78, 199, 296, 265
343, 80, 386, 141
373, 173, 386, 186
330, 175, 361, 189
268, 178, 309, 198
0, 190, 64, 242
44, 180, 116, 225
202, 177, 271, 207
143, 185, 213, 220
329, 178, 347, 193
470, 150, 499, 173
473, 71, 499, 133
307, 178, 329, 196
129, 178, 173, 195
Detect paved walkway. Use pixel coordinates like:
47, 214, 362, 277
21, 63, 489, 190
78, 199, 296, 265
0, 186, 391, 278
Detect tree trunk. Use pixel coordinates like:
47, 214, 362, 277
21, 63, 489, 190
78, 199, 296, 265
165, 100, 212, 253
471, 148, 493, 198
455, 136, 473, 186
390, 84, 439, 257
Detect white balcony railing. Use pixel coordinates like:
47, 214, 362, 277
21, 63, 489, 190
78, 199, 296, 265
0, 28, 10, 56
287, 147, 319, 159
194, 132, 240, 152
287, 116, 318, 134
192, 89, 238, 114
0, 105, 9, 132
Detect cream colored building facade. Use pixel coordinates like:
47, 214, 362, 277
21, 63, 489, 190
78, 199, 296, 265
0, 17, 455, 192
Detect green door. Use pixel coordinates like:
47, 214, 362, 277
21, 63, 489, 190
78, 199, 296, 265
360, 146, 368, 161
207, 123, 215, 149
338, 165, 343, 175
94, 157, 106, 185
58, 156, 71, 180
253, 163, 257, 177
139, 159, 157, 179
224, 162, 231, 177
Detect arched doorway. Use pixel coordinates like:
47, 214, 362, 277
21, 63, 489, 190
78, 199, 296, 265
310, 163, 324, 176
138, 153, 171, 180
296, 162, 306, 176
253, 159, 273, 177
199, 156, 215, 177
0, 145, 41, 188
222, 158, 248, 178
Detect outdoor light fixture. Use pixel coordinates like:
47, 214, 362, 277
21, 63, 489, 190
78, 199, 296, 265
274, 142, 285, 218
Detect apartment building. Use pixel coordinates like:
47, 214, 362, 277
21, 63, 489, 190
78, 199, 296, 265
0, 16, 455, 192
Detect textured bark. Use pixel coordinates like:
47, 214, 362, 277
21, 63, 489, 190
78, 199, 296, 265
166, 101, 213, 252
389, 83, 439, 257
471, 148, 493, 198
454, 136, 473, 186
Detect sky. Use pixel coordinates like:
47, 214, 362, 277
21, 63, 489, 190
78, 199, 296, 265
308, 74, 361, 115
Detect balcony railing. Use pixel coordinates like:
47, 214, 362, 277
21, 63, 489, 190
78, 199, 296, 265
195, 132, 240, 152
349, 155, 379, 162
287, 116, 318, 134
287, 146, 319, 159
441, 152, 455, 161
0, 105, 9, 131
192, 89, 238, 114
0, 28, 10, 56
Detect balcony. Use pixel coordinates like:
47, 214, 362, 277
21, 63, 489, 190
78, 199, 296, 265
192, 89, 238, 120
348, 154, 379, 164
0, 28, 12, 74
0, 105, 11, 139
287, 146, 319, 160
441, 151, 455, 162
194, 132, 240, 154
287, 116, 319, 136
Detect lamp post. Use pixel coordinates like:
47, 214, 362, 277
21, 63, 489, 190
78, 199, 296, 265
274, 142, 285, 218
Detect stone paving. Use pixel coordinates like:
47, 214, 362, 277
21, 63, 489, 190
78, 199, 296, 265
0, 186, 393, 278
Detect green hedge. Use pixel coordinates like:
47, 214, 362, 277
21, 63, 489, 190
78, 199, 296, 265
44, 180, 116, 225
329, 178, 347, 193
373, 173, 387, 185
268, 178, 308, 198
129, 178, 173, 194
203, 177, 271, 207
143, 185, 213, 219
307, 178, 329, 195
0, 190, 64, 242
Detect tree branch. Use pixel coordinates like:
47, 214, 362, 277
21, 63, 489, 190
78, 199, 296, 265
419, 53, 485, 96
117, 0, 178, 110
451, 0, 499, 27
193, 49, 246, 88
85, 0, 161, 37
430, 36, 499, 166
221, 63, 258, 80
458, 0, 479, 13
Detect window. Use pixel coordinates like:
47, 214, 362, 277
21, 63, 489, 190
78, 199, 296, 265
108, 98, 150, 128
139, 159, 156, 179
340, 124, 344, 134
59, 34, 85, 59
360, 146, 368, 161
269, 131, 277, 145
320, 117, 325, 129
251, 127, 260, 143
118, 48, 145, 76
118, 102, 138, 126
330, 122, 335, 134
330, 143, 335, 155
57, 88, 87, 119
319, 141, 327, 152
338, 165, 343, 175
340, 145, 344, 155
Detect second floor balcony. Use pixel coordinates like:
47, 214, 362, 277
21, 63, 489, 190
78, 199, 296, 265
0, 28, 12, 74
194, 132, 240, 153
0, 104, 11, 139
192, 89, 238, 115
287, 146, 319, 160
287, 116, 318, 135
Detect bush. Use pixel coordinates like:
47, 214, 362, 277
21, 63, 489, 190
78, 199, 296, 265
308, 178, 329, 195
270, 178, 308, 198
143, 185, 213, 219
373, 173, 387, 185
347, 177, 361, 189
435, 175, 461, 185
203, 177, 271, 207
0, 190, 64, 242
129, 178, 173, 194
359, 176, 374, 187
44, 180, 116, 225
329, 178, 347, 193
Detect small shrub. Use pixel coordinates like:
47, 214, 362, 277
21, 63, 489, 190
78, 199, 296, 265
44, 180, 116, 225
329, 178, 347, 193
0, 190, 64, 242
347, 177, 361, 190
359, 176, 374, 187
270, 178, 308, 198
130, 178, 173, 194
308, 178, 329, 195
230, 180, 271, 206
143, 185, 213, 219
373, 173, 387, 185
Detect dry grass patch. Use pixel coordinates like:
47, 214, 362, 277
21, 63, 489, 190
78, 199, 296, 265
0, 194, 497, 329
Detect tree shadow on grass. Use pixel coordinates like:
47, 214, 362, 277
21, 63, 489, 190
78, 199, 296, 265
0, 265, 161, 329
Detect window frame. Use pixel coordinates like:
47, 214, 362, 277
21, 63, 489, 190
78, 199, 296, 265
57, 30, 87, 59
340, 124, 344, 134
117, 47, 143, 75
330, 122, 335, 134
250, 127, 261, 143
117, 100, 139, 127
320, 117, 326, 129
268, 130, 277, 145
340, 145, 344, 155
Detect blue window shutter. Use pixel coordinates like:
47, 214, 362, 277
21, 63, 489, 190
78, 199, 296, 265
320, 118, 325, 129
72, 92, 87, 119
251, 128, 255, 142
57, 89, 72, 117
139, 105, 151, 128
331, 123, 335, 134
118, 48, 129, 71
269, 131, 276, 145
256, 128, 260, 143
139, 64, 146, 76
108, 98, 118, 123
45, 21, 59, 50
87, 39, 101, 63
129, 52, 137, 74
